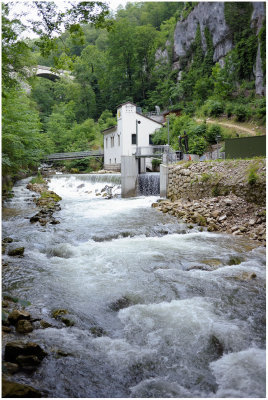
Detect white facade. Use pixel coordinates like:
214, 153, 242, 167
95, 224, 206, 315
103, 102, 163, 171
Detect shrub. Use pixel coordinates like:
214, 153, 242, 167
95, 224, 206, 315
206, 124, 222, 144
225, 103, 233, 118
152, 158, 162, 171
209, 100, 224, 117
201, 100, 224, 117
189, 136, 207, 156
247, 164, 259, 185
234, 104, 249, 122
30, 171, 46, 184
192, 124, 207, 136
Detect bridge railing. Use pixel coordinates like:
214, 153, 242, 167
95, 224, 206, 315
43, 150, 104, 161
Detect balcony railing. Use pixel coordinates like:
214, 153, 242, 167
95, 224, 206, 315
136, 145, 173, 158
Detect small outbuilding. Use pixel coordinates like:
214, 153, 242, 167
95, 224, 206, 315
102, 102, 163, 171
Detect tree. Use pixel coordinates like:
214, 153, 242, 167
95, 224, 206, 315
2, 89, 46, 175
2, 3, 35, 93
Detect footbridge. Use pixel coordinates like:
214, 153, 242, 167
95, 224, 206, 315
42, 150, 104, 162
31, 65, 73, 81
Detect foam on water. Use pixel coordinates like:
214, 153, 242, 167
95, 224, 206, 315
210, 348, 266, 398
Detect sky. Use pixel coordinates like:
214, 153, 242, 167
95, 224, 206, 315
7, 0, 140, 38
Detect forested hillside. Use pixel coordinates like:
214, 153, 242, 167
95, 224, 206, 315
2, 1, 266, 188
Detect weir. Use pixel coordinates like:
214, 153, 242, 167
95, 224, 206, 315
137, 173, 160, 196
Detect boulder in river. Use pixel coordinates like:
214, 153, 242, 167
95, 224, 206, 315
4, 341, 47, 363
2, 377, 42, 398
7, 247, 24, 257
16, 320, 34, 334
8, 310, 31, 325
109, 296, 132, 311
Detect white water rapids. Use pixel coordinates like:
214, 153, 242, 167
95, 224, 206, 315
2, 174, 266, 398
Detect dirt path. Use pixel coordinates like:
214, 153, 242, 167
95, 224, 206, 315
195, 118, 257, 135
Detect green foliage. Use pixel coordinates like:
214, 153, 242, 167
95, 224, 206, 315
180, 2, 198, 21
225, 103, 233, 118
2, 89, 46, 175
201, 172, 211, 182
2, 4, 35, 94
188, 136, 207, 156
224, 2, 253, 43
247, 163, 259, 185
259, 19, 266, 77
30, 171, 46, 184
206, 124, 222, 144
202, 99, 224, 117
234, 104, 249, 122
152, 158, 162, 171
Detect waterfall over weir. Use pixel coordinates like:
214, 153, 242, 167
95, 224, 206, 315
138, 173, 160, 196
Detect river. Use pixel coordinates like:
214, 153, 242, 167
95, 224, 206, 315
2, 173, 266, 398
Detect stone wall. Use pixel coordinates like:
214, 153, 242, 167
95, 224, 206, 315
167, 159, 266, 206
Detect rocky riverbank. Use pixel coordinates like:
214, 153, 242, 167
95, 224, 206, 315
154, 159, 266, 244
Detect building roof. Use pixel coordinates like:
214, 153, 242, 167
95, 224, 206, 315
101, 125, 117, 134
116, 101, 138, 109
137, 111, 163, 126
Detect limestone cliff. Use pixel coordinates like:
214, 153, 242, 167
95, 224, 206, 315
173, 2, 266, 94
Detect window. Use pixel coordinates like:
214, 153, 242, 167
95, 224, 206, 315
111, 137, 114, 147
106, 137, 108, 148
118, 134, 120, 146
109, 158, 111, 164
149, 135, 153, 145
115, 158, 116, 163
132, 134, 136, 145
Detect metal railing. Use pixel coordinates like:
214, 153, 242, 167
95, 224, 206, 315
43, 150, 104, 161
136, 145, 171, 158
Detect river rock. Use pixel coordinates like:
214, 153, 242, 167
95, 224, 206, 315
16, 355, 41, 370
3, 361, 19, 374
2, 237, 13, 243
2, 326, 12, 333
2, 378, 42, 398
232, 272, 257, 281
16, 320, 34, 334
186, 265, 212, 271
61, 317, 75, 327
52, 309, 68, 319
8, 247, 25, 257
90, 326, 107, 337
4, 342, 47, 363
109, 296, 132, 311
8, 310, 31, 325
40, 320, 53, 329
209, 335, 224, 358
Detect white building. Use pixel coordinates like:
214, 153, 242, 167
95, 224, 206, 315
102, 102, 163, 171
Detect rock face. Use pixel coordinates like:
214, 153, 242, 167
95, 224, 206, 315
174, 3, 232, 65
172, 2, 265, 92
251, 2, 266, 95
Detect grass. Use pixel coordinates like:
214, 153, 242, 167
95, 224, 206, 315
30, 171, 46, 184
201, 173, 212, 182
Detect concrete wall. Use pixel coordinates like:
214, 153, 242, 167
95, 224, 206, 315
160, 164, 169, 198
121, 156, 138, 198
